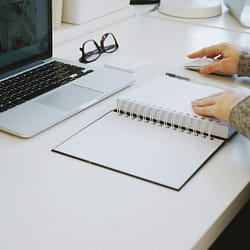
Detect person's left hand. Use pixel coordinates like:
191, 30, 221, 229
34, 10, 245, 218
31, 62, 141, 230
191, 88, 248, 122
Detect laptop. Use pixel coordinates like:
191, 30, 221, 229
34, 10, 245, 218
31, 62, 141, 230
0, 0, 135, 138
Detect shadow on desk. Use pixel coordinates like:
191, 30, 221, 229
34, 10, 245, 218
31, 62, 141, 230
209, 199, 250, 250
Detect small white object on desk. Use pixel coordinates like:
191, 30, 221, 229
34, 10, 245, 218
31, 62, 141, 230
104, 55, 150, 73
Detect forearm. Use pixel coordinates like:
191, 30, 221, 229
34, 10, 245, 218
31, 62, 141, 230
237, 51, 250, 77
229, 96, 250, 139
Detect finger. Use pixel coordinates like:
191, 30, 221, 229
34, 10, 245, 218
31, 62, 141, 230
192, 105, 215, 117
192, 93, 222, 106
188, 44, 223, 59
187, 49, 205, 58
192, 98, 215, 107
199, 60, 225, 74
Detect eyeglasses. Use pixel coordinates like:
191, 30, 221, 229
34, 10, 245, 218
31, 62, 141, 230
79, 33, 119, 63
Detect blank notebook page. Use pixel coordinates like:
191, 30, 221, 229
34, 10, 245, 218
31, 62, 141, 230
54, 111, 223, 190
119, 76, 223, 114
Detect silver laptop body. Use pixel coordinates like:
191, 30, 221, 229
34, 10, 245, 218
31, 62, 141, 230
0, 0, 135, 138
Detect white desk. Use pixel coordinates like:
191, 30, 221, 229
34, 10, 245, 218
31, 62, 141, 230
1, 6, 250, 250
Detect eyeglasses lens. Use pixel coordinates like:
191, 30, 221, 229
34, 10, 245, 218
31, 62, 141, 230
84, 40, 100, 62
102, 33, 118, 53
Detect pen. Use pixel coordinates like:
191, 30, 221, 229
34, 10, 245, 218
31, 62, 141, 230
165, 72, 190, 81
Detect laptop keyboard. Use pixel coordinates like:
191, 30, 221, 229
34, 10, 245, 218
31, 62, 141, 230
0, 61, 94, 112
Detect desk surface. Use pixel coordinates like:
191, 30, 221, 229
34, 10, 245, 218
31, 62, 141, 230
1, 6, 250, 250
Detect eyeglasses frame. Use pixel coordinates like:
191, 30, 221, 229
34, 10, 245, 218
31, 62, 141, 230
79, 33, 119, 63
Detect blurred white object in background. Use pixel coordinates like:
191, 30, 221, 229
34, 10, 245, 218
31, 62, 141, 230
63, 0, 130, 25
52, 0, 63, 29
159, 0, 222, 18
224, 0, 250, 27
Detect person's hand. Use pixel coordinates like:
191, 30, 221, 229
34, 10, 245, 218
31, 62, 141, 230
191, 88, 248, 122
188, 43, 242, 75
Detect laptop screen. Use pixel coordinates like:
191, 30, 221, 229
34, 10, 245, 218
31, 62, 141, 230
0, 0, 52, 75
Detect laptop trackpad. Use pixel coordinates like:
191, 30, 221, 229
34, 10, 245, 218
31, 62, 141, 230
37, 85, 103, 111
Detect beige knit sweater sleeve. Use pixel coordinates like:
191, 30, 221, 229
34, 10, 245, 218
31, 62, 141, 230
228, 51, 250, 139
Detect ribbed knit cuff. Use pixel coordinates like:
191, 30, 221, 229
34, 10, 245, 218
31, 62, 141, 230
229, 96, 250, 139
237, 51, 250, 77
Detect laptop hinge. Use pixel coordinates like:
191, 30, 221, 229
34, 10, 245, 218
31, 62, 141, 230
0, 60, 47, 80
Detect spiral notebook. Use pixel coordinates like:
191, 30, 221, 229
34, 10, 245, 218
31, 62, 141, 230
53, 77, 235, 190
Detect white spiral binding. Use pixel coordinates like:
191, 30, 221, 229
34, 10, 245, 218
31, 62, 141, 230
150, 105, 158, 123
130, 101, 140, 119
193, 116, 200, 136
207, 119, 216, 139
136, 102, 145, 120
200, 118, 210, 138
187, 115, 195, 134
126, 100, 134, 117
162, 108, 171, 127
116, 99, 214, 139
116, 99, 122, 114
147, 105, 155, 122
177, 112, 185, 131
171, 111, 178, 130
142, 103, 149, 121
156, 107, 164, 126
166, 111, 174, 128
183, 114, 192, 134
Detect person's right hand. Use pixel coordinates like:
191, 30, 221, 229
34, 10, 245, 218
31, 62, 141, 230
187, 43, 242, 75
191, 88, 248, 122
